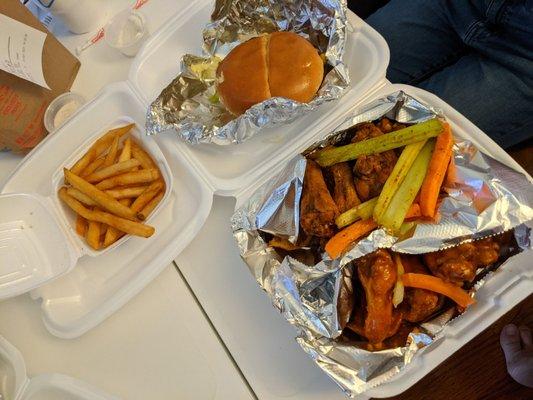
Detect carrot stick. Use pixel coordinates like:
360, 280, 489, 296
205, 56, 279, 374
420, 123, 454, 218
402, 273, 475, 308
445, 156, 457, 187
405, 203, 421, 220
325, 219, 377, 259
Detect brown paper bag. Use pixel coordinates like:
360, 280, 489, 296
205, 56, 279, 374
0, 0, 80, 153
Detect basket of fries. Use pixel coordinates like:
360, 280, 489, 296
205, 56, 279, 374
54, 120, 172, 253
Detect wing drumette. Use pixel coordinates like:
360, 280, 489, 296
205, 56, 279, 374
300, 159, 339, 238
353, 249, 402, 344
351, 123, 398, 201
329, 162, 360, 213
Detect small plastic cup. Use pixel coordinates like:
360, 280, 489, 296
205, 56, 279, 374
44, 92, 85, 133
104, 9, 149, 57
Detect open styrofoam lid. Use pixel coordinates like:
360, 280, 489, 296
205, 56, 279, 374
0, 335, 119, 400
0, 193, 77, 300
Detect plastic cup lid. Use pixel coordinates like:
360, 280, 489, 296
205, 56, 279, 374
0, 193, 78, 299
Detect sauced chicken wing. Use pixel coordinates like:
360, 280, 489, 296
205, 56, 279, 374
423, 237, 500, 285
400, 255, 442, 323
328, 162, 360, 213
354, 249, 401, 344
351, 123, 398, 201
300, 159, 339, 238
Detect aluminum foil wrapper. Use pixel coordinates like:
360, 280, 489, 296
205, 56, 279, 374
231, 91, 533, 396
146, 0, 349, 145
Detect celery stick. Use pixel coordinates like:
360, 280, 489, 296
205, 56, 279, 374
379, 140, 435, 232
335, 197, 378, 228
373, 139, 427, 221
314, 119, 443, 167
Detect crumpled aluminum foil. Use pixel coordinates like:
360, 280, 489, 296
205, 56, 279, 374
231, 91, 533, 396
146, 0, 349, 145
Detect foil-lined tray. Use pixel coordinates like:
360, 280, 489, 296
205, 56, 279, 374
146, 0, 350, 145
231, 91, 533, 396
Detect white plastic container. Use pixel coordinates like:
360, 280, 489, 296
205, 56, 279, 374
0, 335, 117, 400
105, 9, 149, 57
1, 82, 213, 338
44, 92, 86, 133
128, 1, 390, 195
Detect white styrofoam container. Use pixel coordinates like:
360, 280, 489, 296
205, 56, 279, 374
1, 82, 214, 338
129, 3, 390, 195
227, 83, 533, 398
0, 335, 118, 400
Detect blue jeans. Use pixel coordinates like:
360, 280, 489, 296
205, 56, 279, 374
367, 0, 533, 148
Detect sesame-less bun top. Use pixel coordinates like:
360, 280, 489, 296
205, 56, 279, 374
216, 31, 324, 116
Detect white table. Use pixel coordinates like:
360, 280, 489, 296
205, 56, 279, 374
0, 1, 251, 399
0, 1, 351, 399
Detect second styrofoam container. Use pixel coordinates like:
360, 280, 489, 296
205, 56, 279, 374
231, 83, 533, 398
129, 3, 390, 195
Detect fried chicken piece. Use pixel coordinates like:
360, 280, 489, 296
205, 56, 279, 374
355, 249, 401, 344
328, 162, 360, 213
351, 123, 398, 201
423, 237, 500, 285
376, 118, 406, 133
300, 159, 339, 238
399, 255, 443, 323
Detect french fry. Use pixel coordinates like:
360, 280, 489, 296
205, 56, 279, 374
131, 141, 157, 169
131, 180, 164, 214
58, 188, 154, 237
81, 157, 104, 177
137, 191, 164, 221
103, 198, 132, 247
118, 137, 132, 162
95, 169, 159, 190
104, 186, 147, 199
75, 215, 87, 236
86, 219, 101, 250
70, 124, 134, 175
64, 169, 137, 220
313, 119, 443, 167
85, 159, 141, 183
103, 135, 120, 167
66, 187, 97, 207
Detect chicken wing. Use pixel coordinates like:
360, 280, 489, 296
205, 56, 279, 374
376, 117, 406, 133
300, 159, 339, 238
400, 255, 442, 323
423, 237, 500, 285
355, 249, 401, 344
328, 162, 360, 213
351, 123, 398, 201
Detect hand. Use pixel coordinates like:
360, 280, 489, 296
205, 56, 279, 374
500, 324, 533, 388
